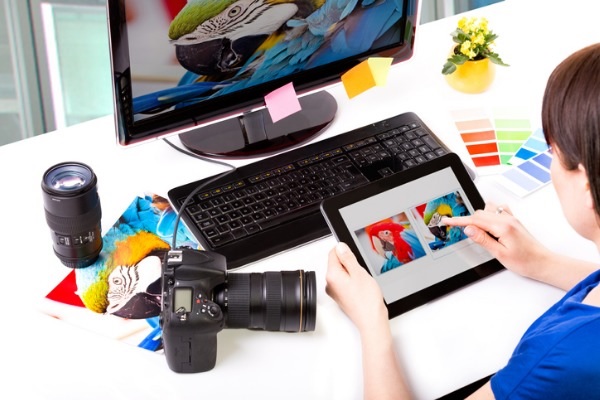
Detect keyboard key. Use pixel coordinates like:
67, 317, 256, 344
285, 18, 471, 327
209, 233, 234, 247
422, 134, 441, 149
231, 229, 247, 239
228, 220, 242, 230
199, 220, 214, 229
245, 224, 260, 235
216, 215, 229, 224
204, 227, 219, 238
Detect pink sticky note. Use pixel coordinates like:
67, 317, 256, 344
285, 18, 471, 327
264, 82, 302, 123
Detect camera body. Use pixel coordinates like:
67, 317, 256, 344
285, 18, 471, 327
160, 247, 317, 373
160, 249, 226, 373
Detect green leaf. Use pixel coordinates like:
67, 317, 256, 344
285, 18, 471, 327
450, 30, 463, 43
450, 54, 469, 65
442, 62, 457, 75
488, 53, 509, 67
486, 33, 498, 42
451, 29, 470, 43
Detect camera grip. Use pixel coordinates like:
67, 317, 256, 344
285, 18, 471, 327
163, 330, 218, 373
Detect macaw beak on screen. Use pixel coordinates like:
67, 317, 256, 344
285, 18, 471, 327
174, 35, 267, 75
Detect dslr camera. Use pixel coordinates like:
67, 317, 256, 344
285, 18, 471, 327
160, 248, 317, 373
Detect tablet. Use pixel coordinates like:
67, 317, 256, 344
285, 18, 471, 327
320, 153, 504, 318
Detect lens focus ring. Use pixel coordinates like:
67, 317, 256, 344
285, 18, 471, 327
264, 272, 282, 331
44, 204, 102, 233
225, 274, 251, 328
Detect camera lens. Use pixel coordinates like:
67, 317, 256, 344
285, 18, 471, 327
41, 162, 102, 268
215, 270, 316, 332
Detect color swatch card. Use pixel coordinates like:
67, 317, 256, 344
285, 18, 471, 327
508, 127, 549, 165
451, 107, 533, 174
450, 106, 552, 196
495, 149, 553, 197
493, 106, 534, 163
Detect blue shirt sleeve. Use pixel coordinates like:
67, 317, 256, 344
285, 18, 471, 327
491, 317, 600, 399
491, 270, 600, 399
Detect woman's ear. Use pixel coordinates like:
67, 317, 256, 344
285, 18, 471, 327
578, 164, 595, 210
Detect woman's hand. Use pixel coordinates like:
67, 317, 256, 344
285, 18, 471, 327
442, 203, 550, 280
444, 203, 599, 290
326, 242, 412, 400
326, 242, 388, 334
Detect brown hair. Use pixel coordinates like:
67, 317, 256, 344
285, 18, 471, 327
542, 43, 600, 217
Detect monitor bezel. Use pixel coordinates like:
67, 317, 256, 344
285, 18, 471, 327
106, 0, 419, 148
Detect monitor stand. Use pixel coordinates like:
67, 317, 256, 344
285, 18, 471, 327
179, 91, 338, 159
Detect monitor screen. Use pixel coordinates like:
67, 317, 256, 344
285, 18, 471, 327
107, 0, 418, 158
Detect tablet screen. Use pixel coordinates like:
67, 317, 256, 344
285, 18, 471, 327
321, 153, 504, 317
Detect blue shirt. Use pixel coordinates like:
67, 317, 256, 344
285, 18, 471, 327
491, 269, 600, 399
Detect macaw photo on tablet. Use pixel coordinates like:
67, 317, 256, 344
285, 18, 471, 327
321, 153, 504, 318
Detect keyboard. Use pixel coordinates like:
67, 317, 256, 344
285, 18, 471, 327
168, 111, 452, 269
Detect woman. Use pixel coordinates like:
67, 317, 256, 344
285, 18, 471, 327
326, 43, 600, 399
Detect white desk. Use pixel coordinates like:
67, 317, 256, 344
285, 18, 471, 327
2, 1, 599, 398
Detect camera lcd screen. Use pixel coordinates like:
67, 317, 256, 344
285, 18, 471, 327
173, 287, 193, 312
320, 153, 504, 318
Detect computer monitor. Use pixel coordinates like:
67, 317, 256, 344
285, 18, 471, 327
107, 0, 418, 158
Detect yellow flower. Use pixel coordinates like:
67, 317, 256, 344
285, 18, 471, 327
478, 18, 489, 34
459, 16, 490, 36
460, 41, 475, 58
473, 32, 485, 45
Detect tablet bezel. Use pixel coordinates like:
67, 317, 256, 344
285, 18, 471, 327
320, 153, 505, 318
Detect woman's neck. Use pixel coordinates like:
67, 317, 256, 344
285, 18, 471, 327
583, 285, 600, 307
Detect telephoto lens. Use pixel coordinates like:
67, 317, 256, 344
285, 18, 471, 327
41, 162, 102, 268
216, 270, 317, 332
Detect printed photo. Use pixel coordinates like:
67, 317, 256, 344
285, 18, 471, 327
42, 194, 199, 352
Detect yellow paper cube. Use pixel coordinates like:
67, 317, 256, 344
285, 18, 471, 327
341, 57, 393, 99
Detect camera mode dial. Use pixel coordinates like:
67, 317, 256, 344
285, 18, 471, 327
202, 301, 221, 319
196, 291, 223, 321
